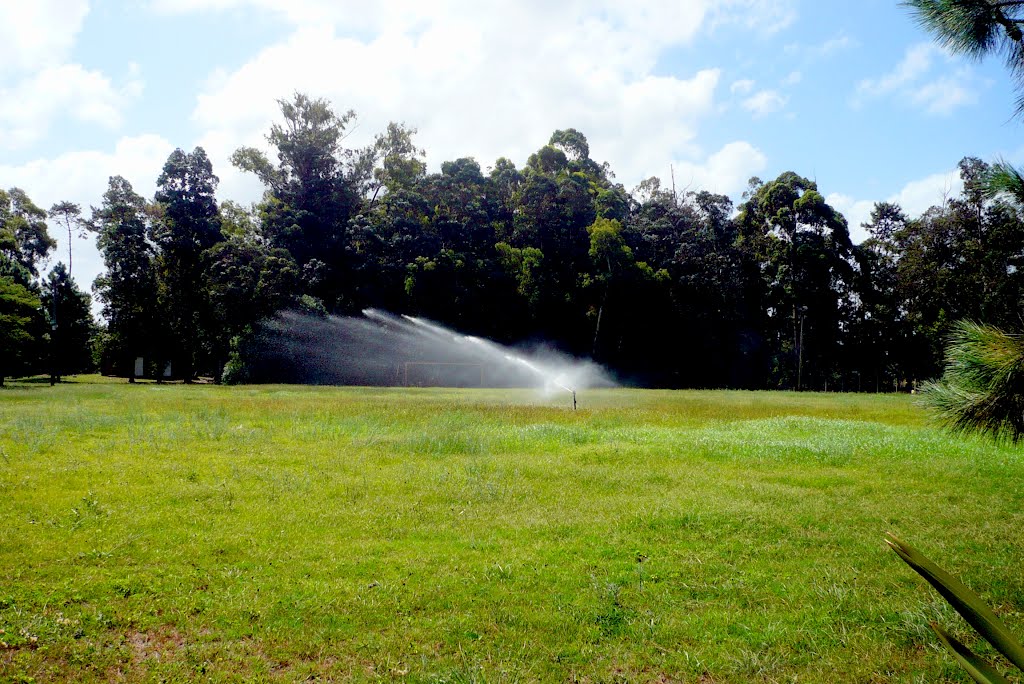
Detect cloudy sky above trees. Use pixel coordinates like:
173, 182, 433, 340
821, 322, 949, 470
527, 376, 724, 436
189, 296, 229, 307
1, 0, 1020, 293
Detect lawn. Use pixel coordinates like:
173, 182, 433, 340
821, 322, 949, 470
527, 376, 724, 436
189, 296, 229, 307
2, 379, 1023, 682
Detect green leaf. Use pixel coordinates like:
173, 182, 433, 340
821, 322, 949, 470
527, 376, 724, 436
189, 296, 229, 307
886, 533, 1024, 671
931, 623, 1012, 684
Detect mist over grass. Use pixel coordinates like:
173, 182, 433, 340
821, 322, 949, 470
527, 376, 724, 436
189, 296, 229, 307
241, 309, 617, 391
2, 381, 1023, 681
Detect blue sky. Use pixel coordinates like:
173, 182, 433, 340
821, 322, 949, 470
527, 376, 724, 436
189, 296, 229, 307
1, 0, 1021, 297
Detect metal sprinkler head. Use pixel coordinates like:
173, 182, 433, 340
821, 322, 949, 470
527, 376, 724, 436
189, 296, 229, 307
572, 390, 577, 411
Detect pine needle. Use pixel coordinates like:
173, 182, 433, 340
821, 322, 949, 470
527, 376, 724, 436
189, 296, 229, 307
922, 320, 1024, 443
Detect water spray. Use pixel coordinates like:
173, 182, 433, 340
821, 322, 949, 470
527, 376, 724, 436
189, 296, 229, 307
396, 314, 582, 408
275, 308, 611, 398
501, 353, 577, 409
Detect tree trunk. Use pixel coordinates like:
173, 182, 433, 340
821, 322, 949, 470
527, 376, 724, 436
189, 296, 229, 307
66, 221, 73, 278
592, 257, 612, 358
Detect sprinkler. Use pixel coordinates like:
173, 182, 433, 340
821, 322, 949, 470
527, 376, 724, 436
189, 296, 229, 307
572, 389, 577, 411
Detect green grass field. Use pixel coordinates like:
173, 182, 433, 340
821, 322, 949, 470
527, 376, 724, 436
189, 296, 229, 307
2, 378, 1024, 682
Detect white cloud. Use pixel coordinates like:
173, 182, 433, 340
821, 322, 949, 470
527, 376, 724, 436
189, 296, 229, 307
151, 0, 406, 32
0, 1, 791, 300
152, 0, 797, 39
824, 193, 875, 241
0, 1, 141, 152
815, 35, 854, 57
781, 70, 801, 86
712, 0, 797, 35
154, 1, 711, 46
194, 127, 269, 208
157, 0, 804, 192
908, 69, 978, 114
185, 4, 747, 192
859, 43, 936, 96
855, 42, 977, 115
672, 141, 768, 196
0, 64, 144, 149
731, 78, 755, 95
785, 33, 856, 59
892, 169, 964, 215
742, 89, 787, 117
0, 134, 177, 295
0, 0, 90, 75
827, 167, 964, 243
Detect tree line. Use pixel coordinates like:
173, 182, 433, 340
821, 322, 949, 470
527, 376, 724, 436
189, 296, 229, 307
1, 93, 1021, 389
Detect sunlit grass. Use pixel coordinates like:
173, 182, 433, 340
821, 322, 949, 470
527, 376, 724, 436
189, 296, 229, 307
1, 378, 1022, 682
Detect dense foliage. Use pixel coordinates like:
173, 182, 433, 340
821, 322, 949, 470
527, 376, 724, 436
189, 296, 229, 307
2, 95, 1023, 386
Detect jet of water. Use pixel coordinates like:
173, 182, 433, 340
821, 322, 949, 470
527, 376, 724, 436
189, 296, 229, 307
245, 308, 616, 396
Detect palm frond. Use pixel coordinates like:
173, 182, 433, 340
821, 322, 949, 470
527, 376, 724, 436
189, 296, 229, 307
902, 0, 1006, 57
887, 534, 1024, 677
921, 320, 1024, 443
903, 1, 1024, 115
932, 624, 1014, 684
986, 159, 1024, 204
